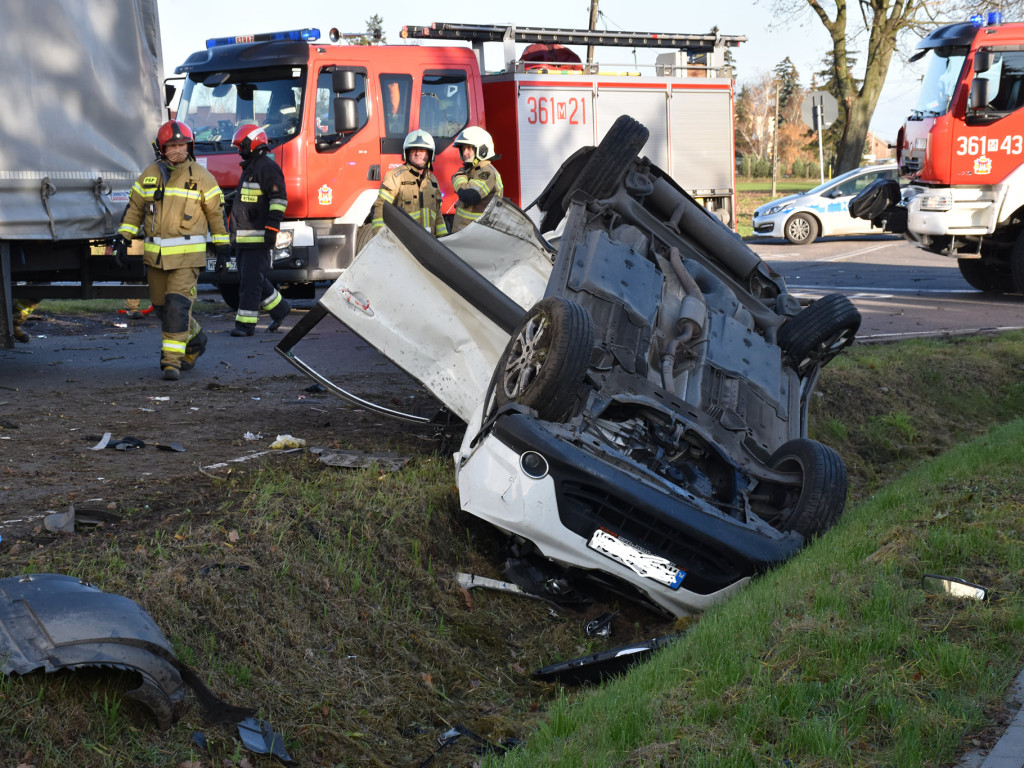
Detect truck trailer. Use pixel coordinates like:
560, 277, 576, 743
0, 0, 166, 348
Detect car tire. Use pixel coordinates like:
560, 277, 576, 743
560, 115, 650, 211
784, 213, 819, 245
217, 284, 240, 311
957, 258, 1001, 292
495, 297, 594, 421
778, 293, 861, 377
762, 438, 847, 539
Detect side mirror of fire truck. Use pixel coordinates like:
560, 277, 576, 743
332, 69, 356, 95
333, 98, 359, 134
969, 77, 990, 111
974, 49, 993, 74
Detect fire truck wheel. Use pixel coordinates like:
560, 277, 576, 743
957, 258, 1001, 292
1010, 231, 1024, 294
494, 297, 594, 422
561, 115, 650, 212
217, 284, 240, 311
777, 293, 860, 377
784, 213, 819, 245
756, 438, 847, 540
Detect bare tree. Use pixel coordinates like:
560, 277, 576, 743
735, 72, 780, 161
774, 0, 1023, 172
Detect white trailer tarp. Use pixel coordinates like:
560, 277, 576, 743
0, 0, 164, 241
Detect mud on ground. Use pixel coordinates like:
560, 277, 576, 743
0, 307, 443, 539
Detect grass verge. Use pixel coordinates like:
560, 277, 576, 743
4, 333, 1024, 767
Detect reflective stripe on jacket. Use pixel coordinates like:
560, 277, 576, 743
231, 152, 288, 245
118, 158, 228, 269
372, 163, 448, 237
451, 161, 502, 232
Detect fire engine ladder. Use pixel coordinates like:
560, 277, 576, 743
401, 22, 746, 73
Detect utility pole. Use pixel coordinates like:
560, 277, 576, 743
587, 0, 599, 66
771, 84, 780, 197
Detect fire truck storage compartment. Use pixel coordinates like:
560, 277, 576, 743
481, 73, 736, 228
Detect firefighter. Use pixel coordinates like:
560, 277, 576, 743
372, 130, 448, 237
227, 124, 291, 337
11, 299, 39, 343
450, 126, 503, 233
113, 120, 230, 381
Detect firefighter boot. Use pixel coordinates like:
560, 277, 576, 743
230, 323, 255, 337
267, 299, 292, 333
180, 328, 208, 371
162, 366, 180, 381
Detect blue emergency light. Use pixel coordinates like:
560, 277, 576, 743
206, 28, 321, 48
970, 11, 1004, 27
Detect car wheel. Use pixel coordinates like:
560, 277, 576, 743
784, 213, 819, 245
778, 293, 861, 377
495, 297, 594, 421
957, 258, 1001, 292
217, 283, 240, 311
760, 438, 847, 539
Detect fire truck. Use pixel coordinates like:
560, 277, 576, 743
851, 14, 1024, 293
171, 22, 743, 306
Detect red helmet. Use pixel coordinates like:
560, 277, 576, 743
155, 120, 194, 158
232, 124, 269, 155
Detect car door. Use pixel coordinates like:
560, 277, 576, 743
823, 169, 896, 236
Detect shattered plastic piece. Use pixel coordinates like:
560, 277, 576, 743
237, 717, 295, 764
583, 611, 619, 638
270, 434, 305, 449
532, 634, 679, 685
43, 504, 123, 533
311, 447, 409, 471
110, 435, 146, 451
243, 431, 263, 441
0, 573, 254, 728
89, 432, 112, 450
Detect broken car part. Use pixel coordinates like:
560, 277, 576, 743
279, 115, 858, 618
0, 573, 254, 728
532, 634, 679, 685
237, 716, 296, 765
922, 574, 989, 601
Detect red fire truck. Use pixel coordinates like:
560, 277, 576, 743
852, 14, 1024, 293
171, 22, 743, 306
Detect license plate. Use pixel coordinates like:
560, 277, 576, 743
587, 529, 685, 589
205, 257, 237, 272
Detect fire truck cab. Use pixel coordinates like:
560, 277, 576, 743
174, 24, 743, 306
851, 14, 1024, 293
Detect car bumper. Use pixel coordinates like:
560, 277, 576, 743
456, 410, 804, 617
751, 213, 787, 237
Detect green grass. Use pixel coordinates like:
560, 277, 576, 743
492, 418, 1024, 767
6, 334, 1024, 766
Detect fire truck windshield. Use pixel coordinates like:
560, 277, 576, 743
913, 48, 967, 117
176, 66, 307, 151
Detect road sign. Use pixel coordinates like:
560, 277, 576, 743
801, 91, 839, 129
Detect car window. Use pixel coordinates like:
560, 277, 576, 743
829, 169, 894, 197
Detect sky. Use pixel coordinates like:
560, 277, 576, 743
155, 0, 926, 143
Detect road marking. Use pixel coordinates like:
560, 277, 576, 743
790, 286, 978, 296
818, 243, 894, 262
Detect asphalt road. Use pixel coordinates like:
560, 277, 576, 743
748, 234, 1024, 342
5, 233, 1023, 391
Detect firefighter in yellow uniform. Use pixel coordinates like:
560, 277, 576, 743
372, 130, 448, 237
114, 120, 230, 380
450, 126, 503, 233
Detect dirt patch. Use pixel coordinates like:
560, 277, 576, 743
0, 308, 444, 539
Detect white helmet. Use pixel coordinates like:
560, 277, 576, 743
403, 129, 435, 163
454, 126, 494, 162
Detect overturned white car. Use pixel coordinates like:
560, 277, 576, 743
277, 116, 860, 617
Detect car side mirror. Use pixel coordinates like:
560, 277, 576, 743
922, 574, 988, 600
333, 97, 358, 133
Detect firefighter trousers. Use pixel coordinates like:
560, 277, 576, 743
234, 246, 290, 331
148, 265, 202, 371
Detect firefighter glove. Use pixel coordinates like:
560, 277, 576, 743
112, 235, 129, 270
214, 245, 230, 275
264, 228, 279, 247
